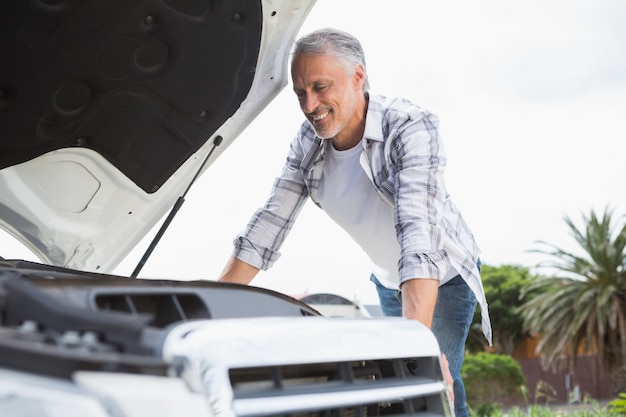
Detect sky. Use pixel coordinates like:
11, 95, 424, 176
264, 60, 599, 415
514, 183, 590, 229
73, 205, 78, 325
3, 0, 626, 304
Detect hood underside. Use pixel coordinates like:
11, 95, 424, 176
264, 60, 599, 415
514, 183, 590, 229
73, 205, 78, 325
2, 0, 264, 193
0, 0, 316, 272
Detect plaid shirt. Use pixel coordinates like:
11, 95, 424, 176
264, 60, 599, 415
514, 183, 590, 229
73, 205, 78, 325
233, 94, 491, 343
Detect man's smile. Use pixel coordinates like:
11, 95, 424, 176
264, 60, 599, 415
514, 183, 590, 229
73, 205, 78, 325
311, 110, 330, 124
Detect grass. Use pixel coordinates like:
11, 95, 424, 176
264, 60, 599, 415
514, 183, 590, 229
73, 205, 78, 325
471, 402, 620, 417
468, 381, 622, 416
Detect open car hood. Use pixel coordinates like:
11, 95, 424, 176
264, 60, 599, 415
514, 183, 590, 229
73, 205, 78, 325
0, 0, 316, 273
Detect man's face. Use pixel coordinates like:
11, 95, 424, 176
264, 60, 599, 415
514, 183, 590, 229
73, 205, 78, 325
291, 52, 365, 147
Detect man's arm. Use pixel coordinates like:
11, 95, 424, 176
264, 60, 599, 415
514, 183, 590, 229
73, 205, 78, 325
400, 278, 439, 328
218, 256, 260, 285
401, 277, 453, 401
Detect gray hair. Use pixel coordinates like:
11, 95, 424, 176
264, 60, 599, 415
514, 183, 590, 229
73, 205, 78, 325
292, 28, 370, 93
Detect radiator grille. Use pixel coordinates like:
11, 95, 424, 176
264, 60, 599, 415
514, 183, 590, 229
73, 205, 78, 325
229, 358, 450, 417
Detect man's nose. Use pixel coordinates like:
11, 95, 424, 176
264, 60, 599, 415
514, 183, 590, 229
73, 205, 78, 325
302, 93, 319, 114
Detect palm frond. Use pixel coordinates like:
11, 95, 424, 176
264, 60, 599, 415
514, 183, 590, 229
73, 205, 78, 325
521, 206, 626, 376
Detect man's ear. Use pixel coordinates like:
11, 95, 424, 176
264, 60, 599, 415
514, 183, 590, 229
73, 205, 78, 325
354, 64, 366, 90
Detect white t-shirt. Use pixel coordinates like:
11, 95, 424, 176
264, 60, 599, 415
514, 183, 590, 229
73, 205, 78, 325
317, 141, 457, 290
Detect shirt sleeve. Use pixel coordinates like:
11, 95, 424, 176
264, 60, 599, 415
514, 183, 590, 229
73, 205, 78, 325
232, 135, 311, 270
390, 110, 452, 283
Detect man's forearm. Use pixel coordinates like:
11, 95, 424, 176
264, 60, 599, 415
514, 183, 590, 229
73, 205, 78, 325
400, 278, 439, 328
218, 256, 260, 285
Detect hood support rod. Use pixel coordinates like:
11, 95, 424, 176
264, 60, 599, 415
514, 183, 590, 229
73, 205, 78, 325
130, 135, 223, 278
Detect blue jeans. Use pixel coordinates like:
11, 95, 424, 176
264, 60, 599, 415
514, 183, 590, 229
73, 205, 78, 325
370, 274, 477, 417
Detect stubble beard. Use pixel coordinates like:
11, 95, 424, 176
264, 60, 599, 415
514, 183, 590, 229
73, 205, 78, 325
310, 109, 342, 140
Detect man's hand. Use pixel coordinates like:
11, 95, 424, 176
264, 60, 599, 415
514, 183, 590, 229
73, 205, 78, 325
440, 353, 454, 404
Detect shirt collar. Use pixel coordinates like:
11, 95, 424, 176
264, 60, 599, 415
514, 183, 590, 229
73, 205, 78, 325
362, 94, 385, 143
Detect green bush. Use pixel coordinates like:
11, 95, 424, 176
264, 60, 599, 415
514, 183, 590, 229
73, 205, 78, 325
610, 393, 626, 414
462, 352, 525, 409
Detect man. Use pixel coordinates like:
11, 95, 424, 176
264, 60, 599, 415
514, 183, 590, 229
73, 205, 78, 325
218, 28, 492, 417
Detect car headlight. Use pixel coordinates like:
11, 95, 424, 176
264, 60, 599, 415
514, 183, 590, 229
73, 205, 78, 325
0, 369, 215, 417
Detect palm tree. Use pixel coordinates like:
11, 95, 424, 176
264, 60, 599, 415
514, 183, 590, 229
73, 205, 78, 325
519, 206, 626, 395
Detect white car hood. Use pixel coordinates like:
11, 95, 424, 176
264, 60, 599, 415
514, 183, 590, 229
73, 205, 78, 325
0, 0, 316, 272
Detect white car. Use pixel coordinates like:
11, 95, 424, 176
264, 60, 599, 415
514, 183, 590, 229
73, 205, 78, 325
0, 1, 453, 416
